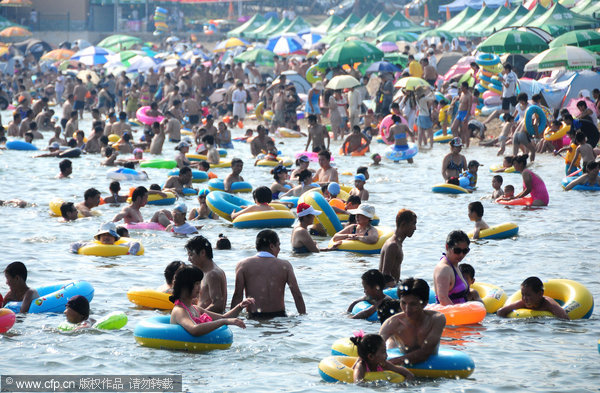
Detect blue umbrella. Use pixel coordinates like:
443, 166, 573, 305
300, 32, 323, 49
266, 33, 305, 55
366, 61, 401, 73
70, 46, 114, 66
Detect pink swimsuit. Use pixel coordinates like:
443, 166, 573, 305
524, 169, 549, 205
174, 300, 213, 324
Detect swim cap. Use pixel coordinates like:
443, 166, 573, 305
354, 174, 366, 182
327, 182, 340, 196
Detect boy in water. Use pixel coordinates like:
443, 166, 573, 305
497, 277, 568, 320
458, 264, 482, 303
165, 204, 201, 235
103, 181, 128, 205
347, 269, 397, 324
349, 174, 369, 201
63, 295, 95, 330
503, 185, 515, 199
468, 201, 489, 239
188, 191, 218, 220
461, 160, 482, 188
2, 261, 39, 313
491, 175, 504, 199
70, 222, 141, 255
230, 186, 274, 220
224, 158, 244, 193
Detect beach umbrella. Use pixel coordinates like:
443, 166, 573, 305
394, 76, 429, 90
234, 48, 275, 66
524, 46, 600, 71
73, 39, 91, 50
77, 70, 100, 85
70, 46, 114, 66
366, 61, 402, 73
317, 40, 383, 68
213, 37, 250, 52
97, 34, 142, 52
550, 30, 600, 53
126, 56, 158, 74
383, 52, 408, 66
326, 75, 361, 90
478, 29, 549, 54
0, 26, 30, 38
106, 50, 147, 66
40, 49, 74, 61
266, 33, 305, 56
376, 41, 399, 53
377, 31, 418, 43
300, 32, 323, 49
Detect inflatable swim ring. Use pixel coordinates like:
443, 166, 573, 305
378, 114, 407, 145
254, 101, 264, 121
486, 84, 502, 95
561, 176, 600, 191
385, 143, 418, 162
496, 197, 536, 206
327, 227, 393, 255
432, 184, 470, 194
330, 337, 475, 379
133, 315, 233, 351
482, 90, 500, 100
232, 209, 295, 229
140, 159, 177, 169
476, 53, 500, 66
125, 192, 175, 206
318, 356, 405, 384
425, 301, 486, 325
489, 164, 518, 173
167, 169, 208, 183
468, 222, 519, 240
135, 106, 164, 126
298, 191, 342, 236
186, 154, 231, 168
106, 168, 148, 181
544, 123, 569, 142
524, 105, 547, 137
59, 311, 128, 331
351, 300, 380, 322
207, 179, 252, 193
127, 289, 173, 310
0, 308, 16, 333
471, 282, 507, 314
256, 157, 294, 168
5, 281, 94, 314
6, 140, 37, 151
77, 237, 145, 256
305, 64, 323, 84
433, 129, 453, 143
275, 127, 302, 138
504, 279, 594, 320
124, 222, 165, 231
206, 191, 252, 221
480, 105, 501, 116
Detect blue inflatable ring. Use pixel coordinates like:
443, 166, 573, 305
206, 191, 252, 221
5, 281, 94, 313
207, 178, 252, 193
168, 169, 208, 183
385, 143, 418, 162
525, 105, 548, 137
6, 140, 38, 151
476, 53, 500, 66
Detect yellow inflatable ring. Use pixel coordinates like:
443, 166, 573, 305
468, 222, 518, 240
181, 129, 194, 136
328, 227, 393, 254
186, 154, 232, 168
471, 282, 507, 313
480, 69, 493, 78
108, 134, 120, 143
306, 64, 323, 84
232, 209, 295, 229
318, 356, 405, 384
127, 192, 176, 206
298, 191, 343, 236
487, 84, 502, 95
49, 198, 98, 218
276, 127, 302, 138
489, 164, 517, 173
77, 237, 144, 256
256, 157, 294, 168
254, 101, 265, 121
127, 289, 173, 310
263, 110, 274, 121
505, 279, 594, 320
544, 123, 570, 141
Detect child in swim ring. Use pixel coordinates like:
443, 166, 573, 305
70, 222, 141, 255
491, 175, 504, 199
458, 264, 483, 303
350, 333, 413, 383
502, 185, 514, 199
497, 277, 568, 320
468, 201, 489, 239
347, 270, 394, 323
63, 295, 95, 331
350, 174, 369, 201
189, 191, 218, 220
2, 261, 39, 313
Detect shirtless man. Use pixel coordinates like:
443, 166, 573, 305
61, 94, 74, 127
231, 229, 306, 318
379, 278, 446, 365
65, 111, 78, 139
183, 93, 201, 127
112, 186, 148, 224
250, 125, 274, 157
7, 112, 21, 137
379, 210, 417, 283
224, 158, 244, 193
164, 111, 182, 143
186, 235, 227, 313
204, 114, 217, 137
75, 188, 101, 217
164, 166, 194, 197
110, 112, 132, 137
73, 78, 87, 120
305, 114, 330, 152
314, 150, 339, 184
149, 121, 165, 155
341, 125, 369, 155
450, 82, 473, 148
103, 112, 117, 136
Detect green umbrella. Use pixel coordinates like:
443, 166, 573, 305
233, 48, 275, 66
107, 50, 146, 66
383, 52, 408, 67
477, 29, 549, 54
98, 34, 143, 51
524, 46, 600, 72
550, 30, 600, 53
317, 40, 383, 68
377, 31, 418, 43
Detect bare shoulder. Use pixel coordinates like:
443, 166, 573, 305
426, 309, 446, 325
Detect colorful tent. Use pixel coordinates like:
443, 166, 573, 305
354, 12, 390, 36
349, 12, 375, 35
571, 0, 600, 15
467, 6, 512, 36
328, 13, 361, 35
245, 17, 280, 40
370, 12, 424, 37
528, 3, 599, 35
226, 14, 264, 38
260, 18, 293, 39
436, 7, 478, 32
279, 17, 312, 36
513, 4, 550, 27
448, 5, 494, 36
488, 6, 530, 34
314, 14, 343, 34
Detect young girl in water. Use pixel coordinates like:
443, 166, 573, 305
169, 266, 253, 336
350, 333, 414, 383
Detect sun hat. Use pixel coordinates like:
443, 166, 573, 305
173, 203, 187, 214
49, 142, 60, 150
175, 141, 190, 150
327, 182, 340, 196
94, 222, 120, 241
297, 202, 322, 218
347, 204, 375, 219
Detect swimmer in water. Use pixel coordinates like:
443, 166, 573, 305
230, 186, 274, 220
157, 260, 186, 293
63, 295, 95, 331
70, 222, 141, 255
351, 333, 414, 383
468, 201, 489, 240
497, 277, 568, 320
290, 203, 341, 254
2, 261, 39, 313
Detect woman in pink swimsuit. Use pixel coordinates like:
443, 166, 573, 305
500, 154, 549, 206
169, 266, 253, 336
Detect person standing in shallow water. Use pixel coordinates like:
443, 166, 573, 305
379, 209, 417, 283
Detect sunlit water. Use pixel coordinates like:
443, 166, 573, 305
0, 110, 598, 392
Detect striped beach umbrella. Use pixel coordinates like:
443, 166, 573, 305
71, 46, 114, 66
266, 33, 305, 56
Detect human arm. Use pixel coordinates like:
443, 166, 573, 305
545, 297, 569, 320
286, 262, 306, 314
221, 297, 255, 318
353, 360, 367, 383
433, 264, 454, 306
513, 171, 533, 199
171, 306, 245, 336
564, 174, 588, 191
304, 132, 312, 151
19, 289, 37, 313
441, 154, 451, 180
567, 148, 581, 174
388, 312, 446, 366
383, 361, 414, 380
472, 226, 480, 239
230, 263, 245, 309
223, 175, 233, 193
332, 225, 355, 241
496, 299, 526, 318
347, 296, 367, 312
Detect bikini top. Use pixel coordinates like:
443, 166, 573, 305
174, 300, 212, 324
447, 159, 464, 172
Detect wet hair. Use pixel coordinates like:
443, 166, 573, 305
58, 159, 73, 172
517, 93, 528, 103
132, 186, 148, 203
514, 154, 529, 167
503, 113, 513, 122
169, 266, 204, 303
109, 181, 121, 193
298, 169, 312, 184
185, 235, 213, 260
468, 201, 484, 218
575, 131, 586, 144
307, 114, 317, 123
503, 156, 514, 165
253, 186, 272, 204
349, 334, 385, 360
255, 229, 279, 251
4, 261, 27, 281
199, 160, 210, 170
202, 134, 215, 146
116, 226, 129, 237
100, 135, 109, 146
521, 276, 543, 293
492, 175, 503, 185
396, 209, 416, 228
216, 234, 231, 250
447, 176, 460, 186
503, 63, 512, 71
347, 195, 361, 206
505, 184, 515, 193
445, 230, 470, 247
84, 188, 100, 201
357, 166, 368, 176
577, 100, 588, 109
60, 202, 76, 218
532, 94, 542, 102
231, 158, 243, 167
459, 263, 475, 280
361, 269, 385, 291
104, 147, 114, 157
397, 277, 430, 304
164, 260, 186, 285
179, 166, 192, 176
317, 150, 331, 161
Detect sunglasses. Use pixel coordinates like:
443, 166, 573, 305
452, 247, 470, 255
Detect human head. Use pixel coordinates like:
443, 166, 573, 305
164, 260, 185, 286
298, 169, 313, 184
349, 334, 386, 363
575, 131, 586, 145
520, 276, 544, 308
216, 234, 231, 250
503, 63, 512, 73
84, 188, 101, 206
468, 201, 484, 220
296, 155, 309, 167
317, 150, 331, 168
169, 266, 204, 303
307, 114, 317, 125
131, 186, 148, 205
468, 160, 482, 173
348, 204, 375, 222
179, 166, 192, 183
397, 277, 430, 317
65, 295, 90, 323
356, 166, 368, 180
109, 181, 121, 194
513, 154, 528, 171
172, 203, 187, 223
450, 137, 463, 150
361, 269, 385, 298
395, 209, 417, 237
271, 165, 288, 181
327, 182, 340, 197
60, 202, 78, 221
459, 263, 475, 285
94, 222, 120, 244
296, 202, 321, 224
231, 158, 243, 174
492, 175, 503, 190
252, 186, 272, 204
4, 261, 28, 283
445, 230, 470, 263
354, 174, 366, 189
584, 160, 599, 175
255, 229, 280, 255
504, 184, 515, 196
175, 141, 190, 152
185, 235, 213, 260
517, 93, 528, 104
371, 153, 381, 164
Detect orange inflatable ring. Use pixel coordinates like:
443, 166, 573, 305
425, 301, 486, 326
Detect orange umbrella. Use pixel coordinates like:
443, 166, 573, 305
0, 0, 33, 6
0, 26, 32, 37
40, 49, 74, 61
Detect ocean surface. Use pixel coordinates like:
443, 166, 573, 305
1, 111, 598, 392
